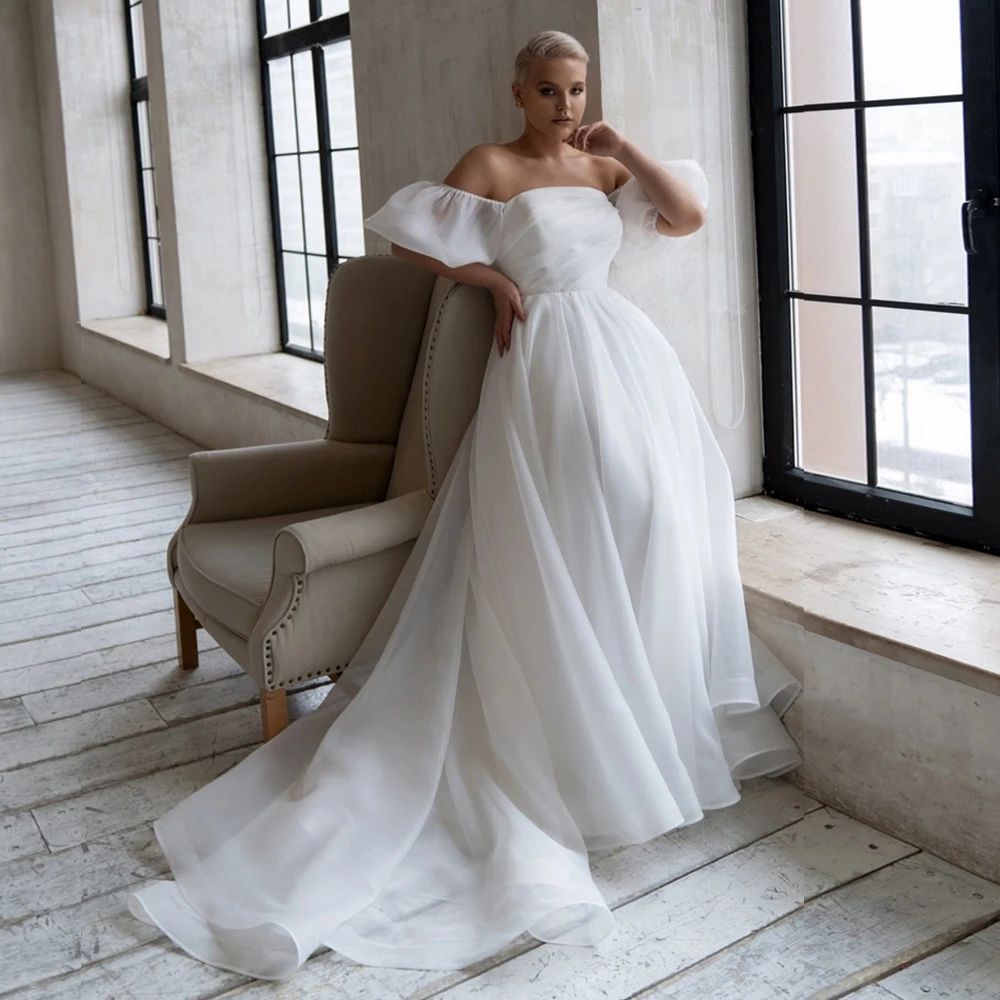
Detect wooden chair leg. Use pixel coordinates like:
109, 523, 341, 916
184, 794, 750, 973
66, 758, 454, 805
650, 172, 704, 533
261, 689, 289, 740
174, 589, 200, 670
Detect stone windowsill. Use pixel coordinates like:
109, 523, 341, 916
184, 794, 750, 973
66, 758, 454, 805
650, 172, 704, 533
181, 351, 328, 428
81, 315, 170, 361
735, 495, 1000, 698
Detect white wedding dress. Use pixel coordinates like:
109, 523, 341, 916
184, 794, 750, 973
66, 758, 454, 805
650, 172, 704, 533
126, 159, 802, 980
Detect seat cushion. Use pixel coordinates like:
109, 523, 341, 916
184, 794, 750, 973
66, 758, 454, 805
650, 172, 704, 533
177, 504, 369, 639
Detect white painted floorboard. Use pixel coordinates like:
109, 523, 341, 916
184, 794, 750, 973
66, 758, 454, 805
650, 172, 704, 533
1, 372, 997, 1000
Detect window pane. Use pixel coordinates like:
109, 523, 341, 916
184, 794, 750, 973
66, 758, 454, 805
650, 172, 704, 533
324, 40, 357, 148
794, 299, 868, 482
268, 57, 297, 155
282, 252, 311, 351
860, 0, 962, 102
322, 0, 350, 16
129, 2, 146, 79
142, 168, 158, 239
331, 149, 363, 256
300, 153, 326, 255
149, 239, 164, 308
782, 1, 854, 107
787, 110, 861, 297
275, 157, 304, 252
263, 0, 289, 35
287, 0, 311, 31
307, 255, 330, 349
866, 102, 967, 307
874, 307, 971, 505
137, 99, 153, 168
292, 51, 318, 153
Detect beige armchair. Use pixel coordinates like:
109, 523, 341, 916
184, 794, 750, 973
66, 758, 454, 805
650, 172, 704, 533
169, 256, 495, 739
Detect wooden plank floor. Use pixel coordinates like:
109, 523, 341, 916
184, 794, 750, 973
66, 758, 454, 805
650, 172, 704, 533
1, 371, 998, 1000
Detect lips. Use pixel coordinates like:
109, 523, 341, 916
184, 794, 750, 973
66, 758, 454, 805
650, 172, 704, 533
553, 119, 573, 124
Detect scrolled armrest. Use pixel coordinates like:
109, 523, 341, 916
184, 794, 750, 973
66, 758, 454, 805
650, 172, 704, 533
187, 439, 396, 524
273, 489, 433, 576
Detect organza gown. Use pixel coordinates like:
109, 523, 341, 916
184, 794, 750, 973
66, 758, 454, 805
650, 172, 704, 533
126, 159, 803, 980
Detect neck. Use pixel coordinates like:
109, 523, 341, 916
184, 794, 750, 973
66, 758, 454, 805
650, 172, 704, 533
511, 121, 576, 160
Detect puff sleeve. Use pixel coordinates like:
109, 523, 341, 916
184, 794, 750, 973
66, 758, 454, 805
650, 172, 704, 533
363, 182, 505, 269
608, 159, 709, 270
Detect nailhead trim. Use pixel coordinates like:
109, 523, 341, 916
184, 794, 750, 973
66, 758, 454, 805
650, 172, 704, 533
421, 283, 460, 500
262, 575, 349, 691
263, 575, 305, 686
262, 663, 347, 692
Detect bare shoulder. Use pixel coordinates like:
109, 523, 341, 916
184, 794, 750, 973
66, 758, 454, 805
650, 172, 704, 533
442, 144, 510, 199
607, 158, 632, 193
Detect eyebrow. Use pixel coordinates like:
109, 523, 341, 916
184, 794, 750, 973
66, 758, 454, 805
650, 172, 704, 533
536, 80, 586, 87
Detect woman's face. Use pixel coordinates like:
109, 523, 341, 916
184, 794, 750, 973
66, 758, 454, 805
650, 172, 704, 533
516, 57, 588, 140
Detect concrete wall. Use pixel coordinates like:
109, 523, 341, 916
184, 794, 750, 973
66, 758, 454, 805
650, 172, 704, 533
751, 602, 1000, 887
597, 0, 764, 495
0, 0, 59, 375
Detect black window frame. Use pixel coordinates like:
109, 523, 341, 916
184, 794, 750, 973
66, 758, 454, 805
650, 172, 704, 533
256, 0, 357, 362
747, 0, 1000, 554
123, 0, 166, 320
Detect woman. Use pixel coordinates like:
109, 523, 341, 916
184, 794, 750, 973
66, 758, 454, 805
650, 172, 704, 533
126, 29, 802, 981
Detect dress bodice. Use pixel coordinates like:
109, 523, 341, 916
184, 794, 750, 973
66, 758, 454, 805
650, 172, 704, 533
363, 159, 709, 296
490, 187, 623, 295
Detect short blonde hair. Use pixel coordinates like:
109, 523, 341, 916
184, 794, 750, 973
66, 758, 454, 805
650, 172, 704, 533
514, 30, 589, 85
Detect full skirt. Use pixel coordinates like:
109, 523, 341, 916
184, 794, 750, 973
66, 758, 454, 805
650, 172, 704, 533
127, 286, 802, 979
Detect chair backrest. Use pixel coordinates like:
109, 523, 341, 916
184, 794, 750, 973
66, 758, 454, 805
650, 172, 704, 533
323, 255, 495, 499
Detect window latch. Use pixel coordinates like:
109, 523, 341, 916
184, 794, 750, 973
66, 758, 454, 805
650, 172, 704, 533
962, 190, 996, 255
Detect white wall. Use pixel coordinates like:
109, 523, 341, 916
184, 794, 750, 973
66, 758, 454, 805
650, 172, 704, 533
597, 0, 764, 495
0, 0, 59, 375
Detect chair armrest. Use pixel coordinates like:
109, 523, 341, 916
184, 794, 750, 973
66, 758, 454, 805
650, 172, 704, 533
188, 439, 396, 524
273, 489, 433, 575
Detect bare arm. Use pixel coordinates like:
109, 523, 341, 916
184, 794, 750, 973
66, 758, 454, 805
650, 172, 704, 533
613, 140, 706, 237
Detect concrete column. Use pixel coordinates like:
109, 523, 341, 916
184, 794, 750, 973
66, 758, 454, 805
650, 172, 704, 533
30, 0, 144, 376
0, 0, 59, 374
144, 0, 279, 364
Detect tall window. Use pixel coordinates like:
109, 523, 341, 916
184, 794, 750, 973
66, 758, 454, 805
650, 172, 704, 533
124, 0, 165, 318
748, 0, 1000, 551
257, 0, 363, 361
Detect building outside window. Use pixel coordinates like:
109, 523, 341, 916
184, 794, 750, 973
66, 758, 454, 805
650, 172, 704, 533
747, 0, 1000, 552
257, 0, 363, 361
124, 0, 165, 318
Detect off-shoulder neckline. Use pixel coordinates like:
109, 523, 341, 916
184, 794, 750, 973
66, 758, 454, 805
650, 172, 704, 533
439, 182, 623, 208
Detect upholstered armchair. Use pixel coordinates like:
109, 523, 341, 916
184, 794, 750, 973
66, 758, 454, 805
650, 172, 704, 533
168, 256, 495, 739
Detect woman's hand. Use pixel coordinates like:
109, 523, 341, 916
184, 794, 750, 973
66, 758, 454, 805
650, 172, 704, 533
568, 121, 627, 158
489, 274, 526, 358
